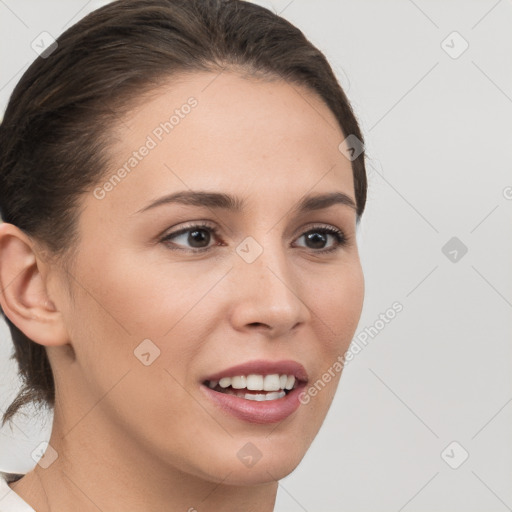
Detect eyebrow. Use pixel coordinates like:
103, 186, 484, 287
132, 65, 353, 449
134, 190, 357, 215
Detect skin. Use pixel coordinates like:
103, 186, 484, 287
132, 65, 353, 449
0, 71, 364, 511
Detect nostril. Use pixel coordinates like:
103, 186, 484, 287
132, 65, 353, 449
248, 322, 273, 329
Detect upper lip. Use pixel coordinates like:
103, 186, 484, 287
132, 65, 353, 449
203, 359, 308, 383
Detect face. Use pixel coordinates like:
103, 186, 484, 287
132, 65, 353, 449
48, 71, 364, 485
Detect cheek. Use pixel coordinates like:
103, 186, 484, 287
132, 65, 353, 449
297, 268, 363, 429
71, 248, 188, 339
301, 261, 364, 408
307, 260, 364, 352
62, 251, 215, 440
61, 247, 166, 388
334, 267, 364, 346
66, 247, 230, 380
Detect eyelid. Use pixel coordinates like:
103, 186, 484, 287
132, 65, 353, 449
161, 220, 216, 235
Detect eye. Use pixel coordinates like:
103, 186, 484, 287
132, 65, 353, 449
160, 222, 348, 254
160, 222, 221, 252
294, 225, 347, 254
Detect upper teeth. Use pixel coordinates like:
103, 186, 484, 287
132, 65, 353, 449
208, 374, 296, 391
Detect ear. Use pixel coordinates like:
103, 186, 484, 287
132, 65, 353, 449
0, 222, 69, 347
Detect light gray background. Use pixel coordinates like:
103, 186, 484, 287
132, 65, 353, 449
1, 1, 511, 511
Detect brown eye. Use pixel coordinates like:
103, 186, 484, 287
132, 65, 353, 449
184, 228, 211, 248
160, 223, 347, 255
295, 226, 347, 253
160, 223, 220, 252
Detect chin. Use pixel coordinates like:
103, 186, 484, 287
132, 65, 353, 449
195, 431, 313, 486
214, 454, 304, 487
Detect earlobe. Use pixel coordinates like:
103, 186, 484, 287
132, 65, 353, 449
0, 222, 69, 347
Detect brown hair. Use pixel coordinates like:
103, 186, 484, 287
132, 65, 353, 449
0, 0, 367, 427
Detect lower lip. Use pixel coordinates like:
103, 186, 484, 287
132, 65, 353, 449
200, 384, 305, 424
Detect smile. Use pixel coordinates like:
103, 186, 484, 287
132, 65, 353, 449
205, 373, 297, 401
201, 360, 308, 423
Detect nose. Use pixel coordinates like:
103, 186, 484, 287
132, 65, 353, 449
228, 237, 311, 339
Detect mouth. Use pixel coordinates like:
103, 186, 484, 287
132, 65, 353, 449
203, 373, 300, 401
200, 360, 308, 424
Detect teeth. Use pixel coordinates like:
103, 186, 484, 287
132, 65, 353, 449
231, 376, 247, 389
206, 373, 297, 392
214, 388, 286, 401
246, 374, 264, 390
285, 375, 295, 390
219, 377, 231, 388
263, 374, 281, 391
243, 391, 286, 401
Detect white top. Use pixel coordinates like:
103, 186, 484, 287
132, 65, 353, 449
0, 474, 35, 512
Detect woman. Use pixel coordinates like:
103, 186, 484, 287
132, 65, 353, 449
0, 0, 367, 510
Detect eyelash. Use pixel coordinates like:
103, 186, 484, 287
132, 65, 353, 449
159, 222, 348, 255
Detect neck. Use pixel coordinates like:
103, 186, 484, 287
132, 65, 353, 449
10, 405, 279, 512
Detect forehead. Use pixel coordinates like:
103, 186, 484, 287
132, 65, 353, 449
93, 71, 354, 216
